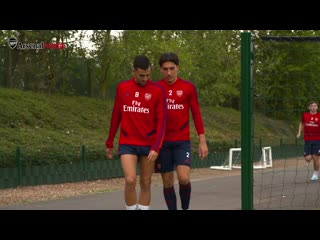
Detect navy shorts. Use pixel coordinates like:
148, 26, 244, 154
118, 144, 150, 157
304, 140, 320, 156
155, 140, 191, 173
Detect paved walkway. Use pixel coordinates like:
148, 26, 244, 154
2, 165, 319, 210
0, 175, 242, 210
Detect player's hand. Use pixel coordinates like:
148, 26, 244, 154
106, 148, 113, 159
199, 142, 208, 160
296, 133, 300, 139
147, 150, 158, 162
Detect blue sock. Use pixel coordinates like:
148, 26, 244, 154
163, 186, 177, 210
179, 182, 191, 210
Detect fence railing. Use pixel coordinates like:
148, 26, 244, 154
0, 142, 303, 189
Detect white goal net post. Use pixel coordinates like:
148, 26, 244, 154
210, 146, 273, 171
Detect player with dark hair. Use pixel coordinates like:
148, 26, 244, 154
297, 100, 320, 181
155, 52, 208, 210
105, 55, 167, 210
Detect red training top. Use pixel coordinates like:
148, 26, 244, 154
156, 77, 204, 142
105, 78, 167, 152
301, 112, 320, 140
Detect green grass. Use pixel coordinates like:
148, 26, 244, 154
0, 87, 300, 166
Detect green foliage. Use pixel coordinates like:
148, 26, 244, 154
1, 30, 317, 168
253, 30, 320, 120
1, 30, 320, 117
0, 87, 111, 167
0, 87, 299, 167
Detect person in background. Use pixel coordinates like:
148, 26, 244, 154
155, 52, 208, 210
105, 55, 167, 210
297, 100, 320, 181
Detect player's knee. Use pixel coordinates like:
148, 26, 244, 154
178, 176, 189, 185
162, 170, 173, 178
305, 156, 312, 162
140, 177, 152, 189
125, 176, 137, 187
162, 175, 174, 188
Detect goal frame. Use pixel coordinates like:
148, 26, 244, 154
210, 146, 273, 170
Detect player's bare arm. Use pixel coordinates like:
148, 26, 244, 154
198, 134, 208, 160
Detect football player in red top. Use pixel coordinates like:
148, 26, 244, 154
156, 52, 208, 210
106, 55, 166, 210
297, 100, 320, 181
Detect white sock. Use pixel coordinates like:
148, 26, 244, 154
137, 204, 150, 210
126, 204, 138, 210
313, 171, 319, 177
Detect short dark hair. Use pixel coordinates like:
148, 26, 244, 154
159, 52, 179, 67
133, 55, 150, 70
308, 100, 318, 106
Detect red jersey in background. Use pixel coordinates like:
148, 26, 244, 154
301, 112, 320, 141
